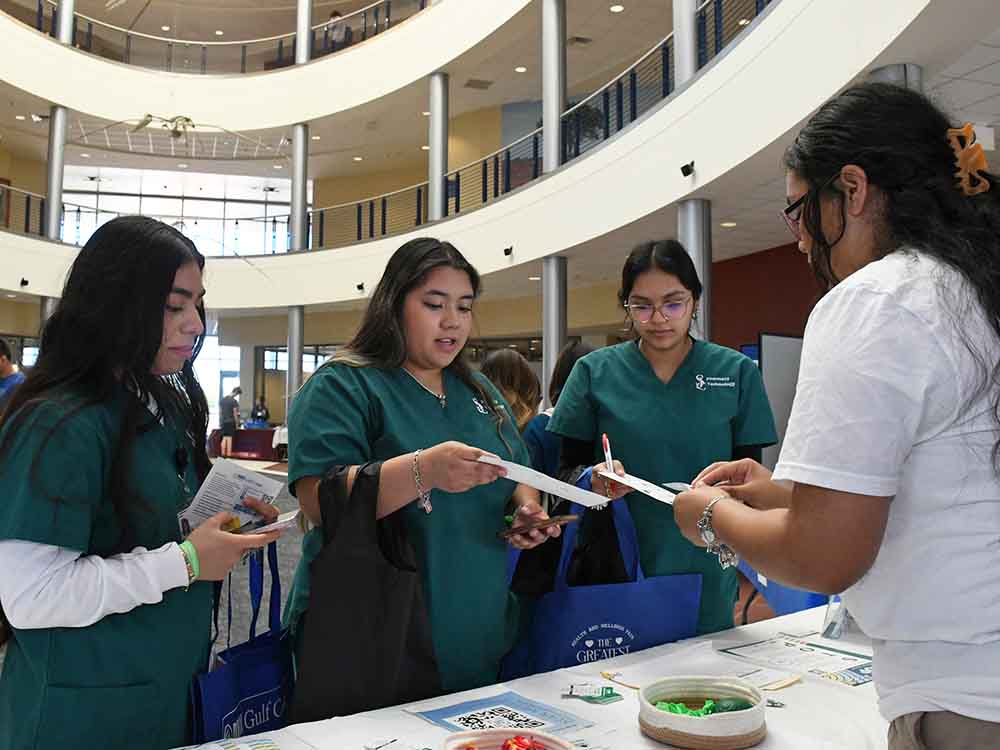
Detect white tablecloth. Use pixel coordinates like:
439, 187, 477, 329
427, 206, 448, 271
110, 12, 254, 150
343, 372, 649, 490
185, 607, 888, 749
272, 426, 289, 449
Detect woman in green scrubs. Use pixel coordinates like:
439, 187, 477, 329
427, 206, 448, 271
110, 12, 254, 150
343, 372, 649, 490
548, 240, 777, 634
0, 217, 279, 750
285, 238, 558, 715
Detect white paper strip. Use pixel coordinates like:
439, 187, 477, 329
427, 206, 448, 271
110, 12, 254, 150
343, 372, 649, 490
477, 455, 612, 508
597, 469, 681, 506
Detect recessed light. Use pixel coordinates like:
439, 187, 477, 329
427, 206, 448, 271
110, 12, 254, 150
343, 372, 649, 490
214, 29, 224, 36
6, 294, 16, 299
14, 115, 25, 121
514, 66, 527, 73
421, 145, 430, 151
353, 156, 363, 162
528, 276, 541, 281
311, 135, 321, 140
273, 164, 283, 169
609, 4, 625, 13
738, 18, 750, 26
177, 163, 188, 168
30, 113, 44, 123
161, 25, 171, 31
80, 153, 91, 158
422, 111, 431, 117
720, 221, 737, 228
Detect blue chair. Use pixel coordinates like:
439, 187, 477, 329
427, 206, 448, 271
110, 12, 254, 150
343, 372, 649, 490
738, 559, 828, 620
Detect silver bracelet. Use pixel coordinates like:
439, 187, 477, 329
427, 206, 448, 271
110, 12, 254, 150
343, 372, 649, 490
697, 495, 738, 569
412, 449, 433, 514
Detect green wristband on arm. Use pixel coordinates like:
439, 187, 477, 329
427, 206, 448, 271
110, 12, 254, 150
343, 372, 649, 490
179, 539, 201, 583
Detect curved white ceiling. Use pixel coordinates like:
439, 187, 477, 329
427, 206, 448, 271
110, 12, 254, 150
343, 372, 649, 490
0, 0, 531, 131
4, 0, 998, 310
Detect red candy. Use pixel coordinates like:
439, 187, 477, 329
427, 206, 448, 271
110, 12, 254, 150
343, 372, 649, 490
501, 737, 546, 750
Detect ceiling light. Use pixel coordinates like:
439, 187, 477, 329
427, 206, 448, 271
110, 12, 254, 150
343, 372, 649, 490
353, 156, 363, 162
14, 115, 25, 121
421, 145, 430, 151
311, 135, 321, 140
30, 113, 44, 123
80, 153, 91, 158
6, 294, 16, 299
161, 25, 171, 31
214, 29, 224, 36
529, 276, 541, 281
177, 162, 188, 168
609, 4, 625, 13
273, 164, 283, 169
514, 66, 527, 73
422, 111, 431, 117
738, 18, 750, 26
720, 221, 737, 228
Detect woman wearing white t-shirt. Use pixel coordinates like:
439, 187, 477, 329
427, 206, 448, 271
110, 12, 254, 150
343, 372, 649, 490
674, 82, 1000, 750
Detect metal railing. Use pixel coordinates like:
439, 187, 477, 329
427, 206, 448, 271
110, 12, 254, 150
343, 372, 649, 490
0, 184, 46, 238
696, 0, 772, 69
0, 0, 427, 75
2, 0, 776, 256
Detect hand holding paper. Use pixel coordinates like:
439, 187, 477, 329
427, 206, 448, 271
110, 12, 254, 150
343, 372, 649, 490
476, 455, 612, 508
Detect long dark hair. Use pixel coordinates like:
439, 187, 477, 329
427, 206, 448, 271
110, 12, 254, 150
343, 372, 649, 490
618, 239, 703, 335
481, 349, 540, 432
326, 237, 512, 439
785, 81, 1000, 467
548, 340, 595, 406
0, 216, 212, 551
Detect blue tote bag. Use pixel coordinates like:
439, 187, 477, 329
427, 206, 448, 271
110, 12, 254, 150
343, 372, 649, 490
502, 499, 702, 680
190, 541, 294, 742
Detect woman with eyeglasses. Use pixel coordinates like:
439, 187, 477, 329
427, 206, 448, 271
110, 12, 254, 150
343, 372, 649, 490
673, 83, 1000, 749
547, 240, 777, 634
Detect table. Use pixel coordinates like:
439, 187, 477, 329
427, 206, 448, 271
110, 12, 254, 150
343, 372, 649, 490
183, 607, 888, 749
208, 428, 281, 461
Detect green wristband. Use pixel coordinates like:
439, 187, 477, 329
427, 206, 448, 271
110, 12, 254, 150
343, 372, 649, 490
179, 540, 201, 582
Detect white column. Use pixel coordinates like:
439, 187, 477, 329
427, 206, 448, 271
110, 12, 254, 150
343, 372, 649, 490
541, 0, 566, 172
40, 0, 76, 328
286, 0, 311, 418
868, 63, 923, 92
541, 256, 567, 409
428, 72, 449, 221
678, 199, 713, 341
672, 0, 698, 87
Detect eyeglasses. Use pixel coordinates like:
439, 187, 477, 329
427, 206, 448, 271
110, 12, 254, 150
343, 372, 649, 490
625, 296, 692, 323
781, 172, 840, 240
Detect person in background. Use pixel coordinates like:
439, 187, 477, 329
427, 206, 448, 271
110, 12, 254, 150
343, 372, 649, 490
251, 395, 270, 424
522, 340, 595, 479
480, 348, 541, 433
219, 386, 241, 457
673, 83, 1000, 750
548, 240, 777, 633
0, 339, 26, 412
328, 10, 348, 50
0, 217, 280, 750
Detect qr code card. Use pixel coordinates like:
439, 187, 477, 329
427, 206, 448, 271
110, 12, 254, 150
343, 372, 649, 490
412, 691, 591, 735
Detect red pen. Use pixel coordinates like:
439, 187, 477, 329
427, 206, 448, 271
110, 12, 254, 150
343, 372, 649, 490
602, 433, 614, 473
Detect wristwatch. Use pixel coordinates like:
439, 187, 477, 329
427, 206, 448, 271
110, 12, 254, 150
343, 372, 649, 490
697, 495, 739, 569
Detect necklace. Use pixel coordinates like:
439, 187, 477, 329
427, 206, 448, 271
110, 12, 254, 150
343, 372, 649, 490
401, 366, 447, 409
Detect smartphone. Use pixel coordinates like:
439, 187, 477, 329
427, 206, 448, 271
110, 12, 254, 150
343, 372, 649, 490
497, 514, 579, 540
240, 509, 300, 534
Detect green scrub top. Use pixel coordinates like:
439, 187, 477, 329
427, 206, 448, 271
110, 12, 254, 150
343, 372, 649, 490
284, 364, 530, 693
547, 339, 777, 634
0, 391, 212, 750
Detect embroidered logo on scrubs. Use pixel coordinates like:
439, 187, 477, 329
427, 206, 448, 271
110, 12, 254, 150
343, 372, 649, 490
571, 623, 636, 663
472, 397, 491, 415
695, 374, 736, 391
